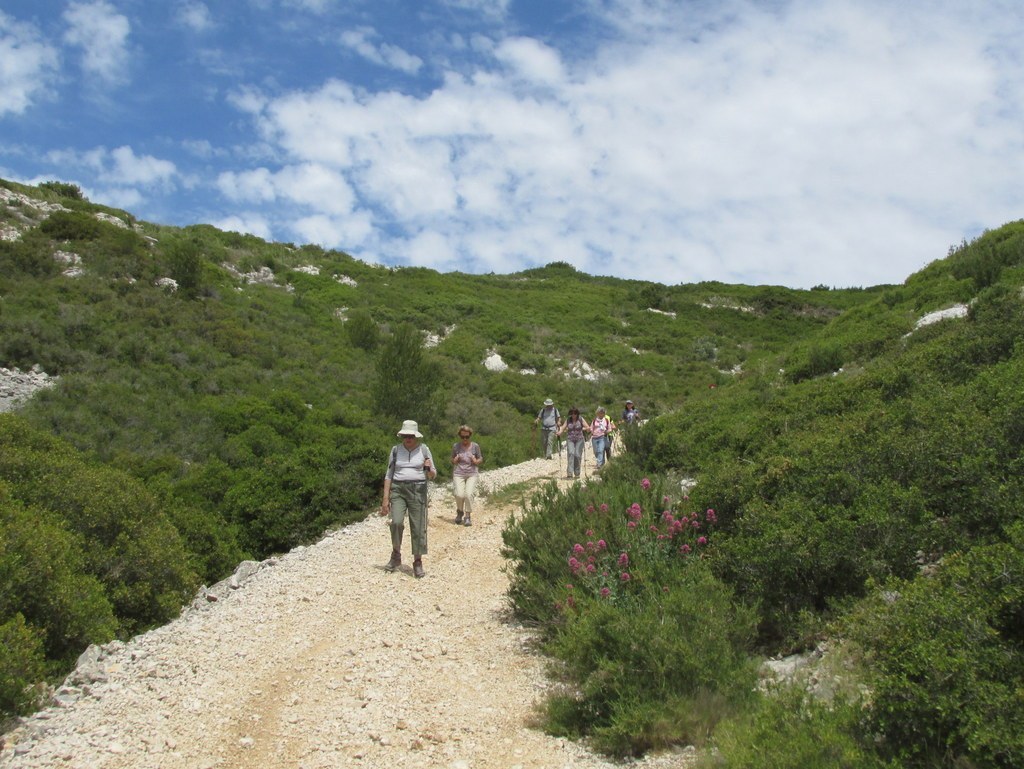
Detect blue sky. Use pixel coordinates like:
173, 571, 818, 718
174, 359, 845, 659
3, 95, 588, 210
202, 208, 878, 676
2, 0, 1023, 288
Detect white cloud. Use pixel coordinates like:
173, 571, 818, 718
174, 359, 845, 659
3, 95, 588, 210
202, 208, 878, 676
339, 27, 423, 75
62, 0, 131, 85
220, 0, 1024, 287
211, 212, 273, 241
493, 37, 564, 85
177, 1, 214, 32
0, 12, 60, 116
44, 145, 177, 190
438, 0, 511, 21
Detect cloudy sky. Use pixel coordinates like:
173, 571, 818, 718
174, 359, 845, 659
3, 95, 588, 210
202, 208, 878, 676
2, 0, 1022, 288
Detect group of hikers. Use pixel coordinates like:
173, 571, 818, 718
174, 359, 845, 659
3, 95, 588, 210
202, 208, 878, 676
379, 398, 641, 578
533, 397, 640, 478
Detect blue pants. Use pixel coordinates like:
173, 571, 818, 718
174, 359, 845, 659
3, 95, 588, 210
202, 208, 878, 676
591, 436, 607, 468
566, 439, 584, 477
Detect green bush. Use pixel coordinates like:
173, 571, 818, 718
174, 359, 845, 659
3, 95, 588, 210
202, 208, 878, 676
0, 491, 117, 665
503, 473, 757, 756
0, 614, 48, 717
38, 210, 102, 241
846, 527, 1024, 769
703, 685, 883, 769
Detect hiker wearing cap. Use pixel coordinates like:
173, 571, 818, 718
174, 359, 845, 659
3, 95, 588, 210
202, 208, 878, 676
534, 398, 562, 460
557, 407, 589, 479
451, 424, 483, 526
589, 407, 615, 469
622, 399, 640, 425
380, 419, 436, 578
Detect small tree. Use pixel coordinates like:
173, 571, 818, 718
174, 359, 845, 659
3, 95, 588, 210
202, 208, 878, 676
372, 323, 441, 425
346, 308, 380, 352
165, 238, 203, 296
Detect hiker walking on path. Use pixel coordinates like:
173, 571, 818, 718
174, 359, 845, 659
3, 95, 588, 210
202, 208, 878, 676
450, 424, 483, 526
589, 407, 614, 469
380, 419, 436, 578
534, 398, 562, 460
558, 407, 589, 479
621, 399, 640, 425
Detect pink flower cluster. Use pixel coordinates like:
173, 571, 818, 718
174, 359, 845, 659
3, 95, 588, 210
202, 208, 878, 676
559, 484, 718, 609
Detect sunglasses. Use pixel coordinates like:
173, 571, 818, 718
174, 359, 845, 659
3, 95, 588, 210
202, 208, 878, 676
459, 433, 471, 438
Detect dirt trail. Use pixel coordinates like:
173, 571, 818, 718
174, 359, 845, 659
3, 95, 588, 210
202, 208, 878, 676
1, 458, 695, 769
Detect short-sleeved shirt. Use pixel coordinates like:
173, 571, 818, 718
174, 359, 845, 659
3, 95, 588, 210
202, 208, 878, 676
537, 406, 560, 429
451, 441, 483, 477
590, 416, 611, 438
385, 443, 434, 482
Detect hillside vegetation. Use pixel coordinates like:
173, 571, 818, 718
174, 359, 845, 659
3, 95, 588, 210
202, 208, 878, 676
2, 178, 1023, 767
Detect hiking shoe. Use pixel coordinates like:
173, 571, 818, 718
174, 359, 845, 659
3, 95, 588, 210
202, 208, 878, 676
413, 560, 425, 578
385, 551, 401, 572
455, 512, 464, 524
463, 516, 472, 527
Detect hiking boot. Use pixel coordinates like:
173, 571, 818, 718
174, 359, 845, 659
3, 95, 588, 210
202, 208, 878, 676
413, 560, 425, 578
455, 511, 464, 524
463, 516, 472, 527
385, 551, 401, 572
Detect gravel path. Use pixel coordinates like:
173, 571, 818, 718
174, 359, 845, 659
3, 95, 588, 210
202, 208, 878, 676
1, 457, 696, 769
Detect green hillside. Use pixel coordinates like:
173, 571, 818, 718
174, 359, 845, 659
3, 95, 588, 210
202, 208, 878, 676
3, 178, 1023, 768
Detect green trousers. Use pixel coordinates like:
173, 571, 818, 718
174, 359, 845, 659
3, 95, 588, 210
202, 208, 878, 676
389, 481, 429, 556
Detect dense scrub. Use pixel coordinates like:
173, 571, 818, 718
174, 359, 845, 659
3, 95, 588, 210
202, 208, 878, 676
502, 222, 1024, 766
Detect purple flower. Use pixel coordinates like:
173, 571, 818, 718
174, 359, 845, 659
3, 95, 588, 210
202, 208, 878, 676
627, 521, 637, 530
680, 544, 692, 555
600, 503, 609, 513
617, 552, 629, 567
620, 572, 631, 582
597, 539, 607, 550
600, 587, 611, 598
566, 596, 576, 608
573, 543, 585, 555
641, 478, 651, 489
586, 563, 596, 573
706, 508, 717, 523
586, 529, 594, 537
566, 584, 574, 590
697, 536, 707, 546
587, 504, 595, 513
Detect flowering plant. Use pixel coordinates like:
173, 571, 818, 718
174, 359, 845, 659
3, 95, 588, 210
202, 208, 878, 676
559, 478, 717, 609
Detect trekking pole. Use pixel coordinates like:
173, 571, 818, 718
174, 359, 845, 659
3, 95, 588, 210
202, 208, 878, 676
557, 435, 563, 476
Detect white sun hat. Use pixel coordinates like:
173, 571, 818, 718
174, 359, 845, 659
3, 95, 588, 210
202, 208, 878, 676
397, 420, 423, 438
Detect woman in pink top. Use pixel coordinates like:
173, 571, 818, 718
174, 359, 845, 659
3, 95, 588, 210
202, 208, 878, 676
450, 424, 483, 526
589, 407, 615, 469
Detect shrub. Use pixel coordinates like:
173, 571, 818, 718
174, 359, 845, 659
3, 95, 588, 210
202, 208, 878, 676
346, 308, 380, 351
703, 685, 883, 769
504, 474, 758, 756
0, 614, 48, 718
38, 210, 102, 241
845, 527, 1024, 768
39, 180, 84, 200
0, 491, 117, 665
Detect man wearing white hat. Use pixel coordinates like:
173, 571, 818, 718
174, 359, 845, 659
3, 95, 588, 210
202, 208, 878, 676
533, 398, 561, 460
380, 420, 436, 578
